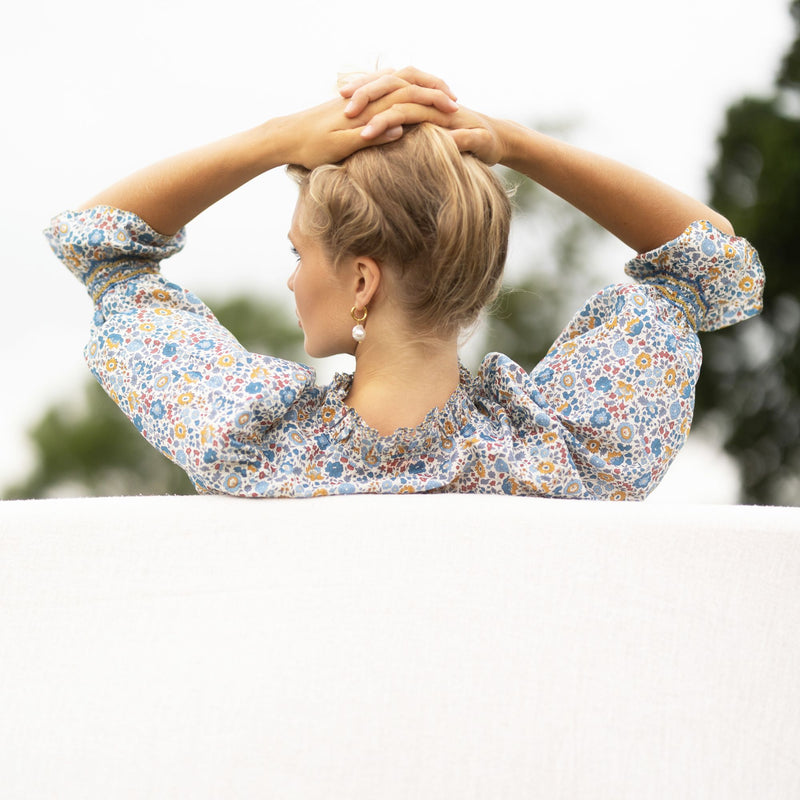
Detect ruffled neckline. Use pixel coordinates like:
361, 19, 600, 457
319, 365, 479, 457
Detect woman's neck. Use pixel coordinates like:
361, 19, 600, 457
345, 335, 461, 436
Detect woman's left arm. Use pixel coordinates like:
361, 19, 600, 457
342, 68, 733, 253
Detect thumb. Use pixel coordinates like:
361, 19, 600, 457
449, 129, 497, 165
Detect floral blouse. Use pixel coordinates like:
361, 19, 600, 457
45, 206, 764, 500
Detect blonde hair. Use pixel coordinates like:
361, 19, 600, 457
288, 123, 511, 337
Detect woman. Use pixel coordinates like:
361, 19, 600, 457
45, 68, 764, 499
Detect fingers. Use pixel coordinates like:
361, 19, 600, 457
338, 68, 394, 97
341, 67, 458, 117
359, 103, 458, 140
392, 67, 457, 100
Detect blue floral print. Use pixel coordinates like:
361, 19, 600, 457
45, 206, 764, 500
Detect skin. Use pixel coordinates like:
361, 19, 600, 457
78, 67, 733, 436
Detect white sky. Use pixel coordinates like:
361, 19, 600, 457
0, 0, 792, 500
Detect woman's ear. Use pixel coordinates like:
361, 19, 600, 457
351, 256, 381, 308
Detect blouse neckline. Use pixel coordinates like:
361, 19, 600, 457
320, 366, 478, 457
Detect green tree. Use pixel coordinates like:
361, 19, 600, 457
694, 0, 800, 505
4, 295, 305, 499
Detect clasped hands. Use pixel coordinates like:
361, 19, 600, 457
281, 66, 506, 169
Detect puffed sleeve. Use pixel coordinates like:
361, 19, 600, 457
45, 206, 316, 495
624, 219, 764, 331
522, 221, 764, 499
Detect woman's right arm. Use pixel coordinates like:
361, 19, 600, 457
78, 81, 459, 236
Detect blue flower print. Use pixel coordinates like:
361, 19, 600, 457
326, 461, 344, 478
589, 408, 611, 428
595, 377, 612, 392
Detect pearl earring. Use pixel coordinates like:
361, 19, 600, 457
351, 305, 368, 342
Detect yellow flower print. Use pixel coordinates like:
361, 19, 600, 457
177, 392, 194, 406
105, 358, 118, 372
739, 276, 755, 292
538, 460, 555, 475
152, 288, 170, 302
625, 316, 642, 332
174, 422, 187, 439
250, 366, 269, 380
321, 406, 336, 423
154, 308, 173, 316
543, 431, 558, 444
200, 425, 215, 443
217, 354, 235, 368
155, 374, 170, 389
399, 485, 417, 494
610, 490, 627, 501
313, 488, 329, 497
664, 368, 676, 387
635, 353, 652, 369
586, 439, 601, 453
305, 465, 323, 481
617, 381, 634, 401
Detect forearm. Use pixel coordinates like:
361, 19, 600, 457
497, 120, 733, 253
77, 82, 460, 237
78, 120, 290, 236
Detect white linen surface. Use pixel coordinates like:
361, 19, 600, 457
1, 494, 799, 799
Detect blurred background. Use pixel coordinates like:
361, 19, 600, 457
1, 0, 797, 504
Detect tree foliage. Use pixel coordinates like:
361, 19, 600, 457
694, 0, 800, 505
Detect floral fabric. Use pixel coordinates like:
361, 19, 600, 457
45, 206, 764, 499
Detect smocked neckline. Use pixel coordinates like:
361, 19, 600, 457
321, 366, 477, 455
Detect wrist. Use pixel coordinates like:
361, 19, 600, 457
241, 118, 295, 174
497, 121, 553, 177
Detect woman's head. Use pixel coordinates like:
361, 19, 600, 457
288, 123, 511, 341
